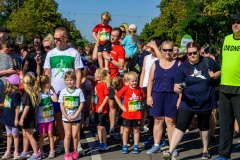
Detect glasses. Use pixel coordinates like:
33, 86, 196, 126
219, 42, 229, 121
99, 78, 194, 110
187, 51, 198, 56
54, 37, 62, 42
232, 20, 240, 25
162, 49, 173, 52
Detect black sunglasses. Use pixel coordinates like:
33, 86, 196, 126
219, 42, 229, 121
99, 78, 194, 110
162, 49, 173, 52
232, 20, 240, 25
187, 51, 198, 56
44, 46, 51, 50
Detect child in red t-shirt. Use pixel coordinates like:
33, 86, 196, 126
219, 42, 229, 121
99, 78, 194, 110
115, 71, 145, 154
92, 68, 110, 150
92, 12, 112, 70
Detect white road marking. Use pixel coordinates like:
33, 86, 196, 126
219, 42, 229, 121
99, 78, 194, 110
84, 130, 102, 160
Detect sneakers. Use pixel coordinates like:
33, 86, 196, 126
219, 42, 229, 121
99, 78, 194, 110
172, 149, 179, 157
91, 141, 100, 149
140, 126, 149, 134
38, 150, 45, 159
214, 156, 231, 160
233, 130, 240, 139
109, 127, 115, 137
13, 152, 20, 160
132, 145, 139, 154
19, 152, 28, 159
64, 153, 73, 160
160, 138, 167, 147
48, 151, 55, 159
71, 151, 79, 160
143, 137, 154, 147
2, 152, 12, 159
163, 151, 172, 160
122, 145, 128, 154
27, 153, 41, 160
98, 143, 109, 151
202, 152, 211, 159
77, 146, 86, 156
146, 145, 160, 154
55, 141, 64, 154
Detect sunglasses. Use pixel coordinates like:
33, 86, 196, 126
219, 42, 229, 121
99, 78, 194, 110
54, 37, 62, 42
162, 49, 173, 52
187, 51, 198, 56
232, 20, 240, 25
44, 46, 51, 50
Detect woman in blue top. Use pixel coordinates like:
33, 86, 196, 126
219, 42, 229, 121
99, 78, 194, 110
163, 41, 221, 160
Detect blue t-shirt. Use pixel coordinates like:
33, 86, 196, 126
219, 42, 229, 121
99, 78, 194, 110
121, 35, 138, 57
2, 91, 21, 127
174, 57, 220, 111
139, 50, 150, 68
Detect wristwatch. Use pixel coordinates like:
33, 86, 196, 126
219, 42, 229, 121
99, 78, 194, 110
109, 57, 113, 62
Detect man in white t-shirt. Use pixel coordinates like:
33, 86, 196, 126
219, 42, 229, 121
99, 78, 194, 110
43, 27, 83, 153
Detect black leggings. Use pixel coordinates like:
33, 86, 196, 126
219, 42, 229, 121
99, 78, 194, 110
176, 108, 212, 132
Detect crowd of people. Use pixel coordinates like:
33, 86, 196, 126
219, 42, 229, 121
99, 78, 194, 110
0, 11, 240, 160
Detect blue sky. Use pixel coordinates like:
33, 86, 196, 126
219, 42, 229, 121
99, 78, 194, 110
55, 0, 160, 42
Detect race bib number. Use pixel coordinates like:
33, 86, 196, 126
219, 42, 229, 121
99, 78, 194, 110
100, 31, 110, 42
3, 96, 11, 108
42, 105, 54, 119
128, 100, 142, 112
64, 96, 79, 109
93, 95, 99, 105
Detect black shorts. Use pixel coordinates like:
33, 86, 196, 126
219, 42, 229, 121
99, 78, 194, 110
22, 119, 35, 129
63, 120, 81, 124
109, 87, 115, 99
98, 41, 112, 52
95, 113, 108, 127
122, 118, 141, 128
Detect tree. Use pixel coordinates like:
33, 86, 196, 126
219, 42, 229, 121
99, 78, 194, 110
0, 0, 24, 26
6, 0, 84, 44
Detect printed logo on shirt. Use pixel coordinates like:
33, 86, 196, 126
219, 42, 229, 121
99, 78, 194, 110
190, 68, 206, 79
64, 96, 80, 109
99, 29, 110, 42
128, 92, 142, 112
42, 105, 54, 119
50, 55, 75, 78
40, 96, 54, 119
3, 96, 11, 108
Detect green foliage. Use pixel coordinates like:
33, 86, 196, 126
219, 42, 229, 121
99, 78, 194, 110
140, 0, 240, 48
5, 0, 86, 45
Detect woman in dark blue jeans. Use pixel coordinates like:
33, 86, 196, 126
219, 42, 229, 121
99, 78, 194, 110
163, 41, 221, 160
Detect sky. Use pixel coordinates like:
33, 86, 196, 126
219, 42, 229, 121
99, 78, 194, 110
55, 0, 160, 42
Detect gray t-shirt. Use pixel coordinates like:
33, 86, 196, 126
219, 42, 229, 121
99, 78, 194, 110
0, 53, 14, 103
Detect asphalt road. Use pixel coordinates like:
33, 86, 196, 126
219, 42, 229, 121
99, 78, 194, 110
1, 127, 239, 160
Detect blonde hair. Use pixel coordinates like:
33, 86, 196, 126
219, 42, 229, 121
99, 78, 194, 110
161, 41, 174, 49
43, 33, 55, 47
123, 72, 130, 83
64, 71, 76, 80
111, 76, 123, 91
127, 71, 138, 80
55, 27, 68, 38
101, 11, 111, 21
23, 74, 39, 107
95, 68, 110, 88
5, 81, 20, 96
38, 75, 51, 91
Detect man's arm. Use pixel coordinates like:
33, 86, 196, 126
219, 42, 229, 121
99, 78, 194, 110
75, 68, 82, 88
0, 69, 16, 76
102, 53, 124, 69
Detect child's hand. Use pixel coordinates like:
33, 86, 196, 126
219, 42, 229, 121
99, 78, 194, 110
66, 116, 72, 121
97, 107, 103, 113
14, 119, 19, 127
19, 118, 24, 126
121, 105, 127, 112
